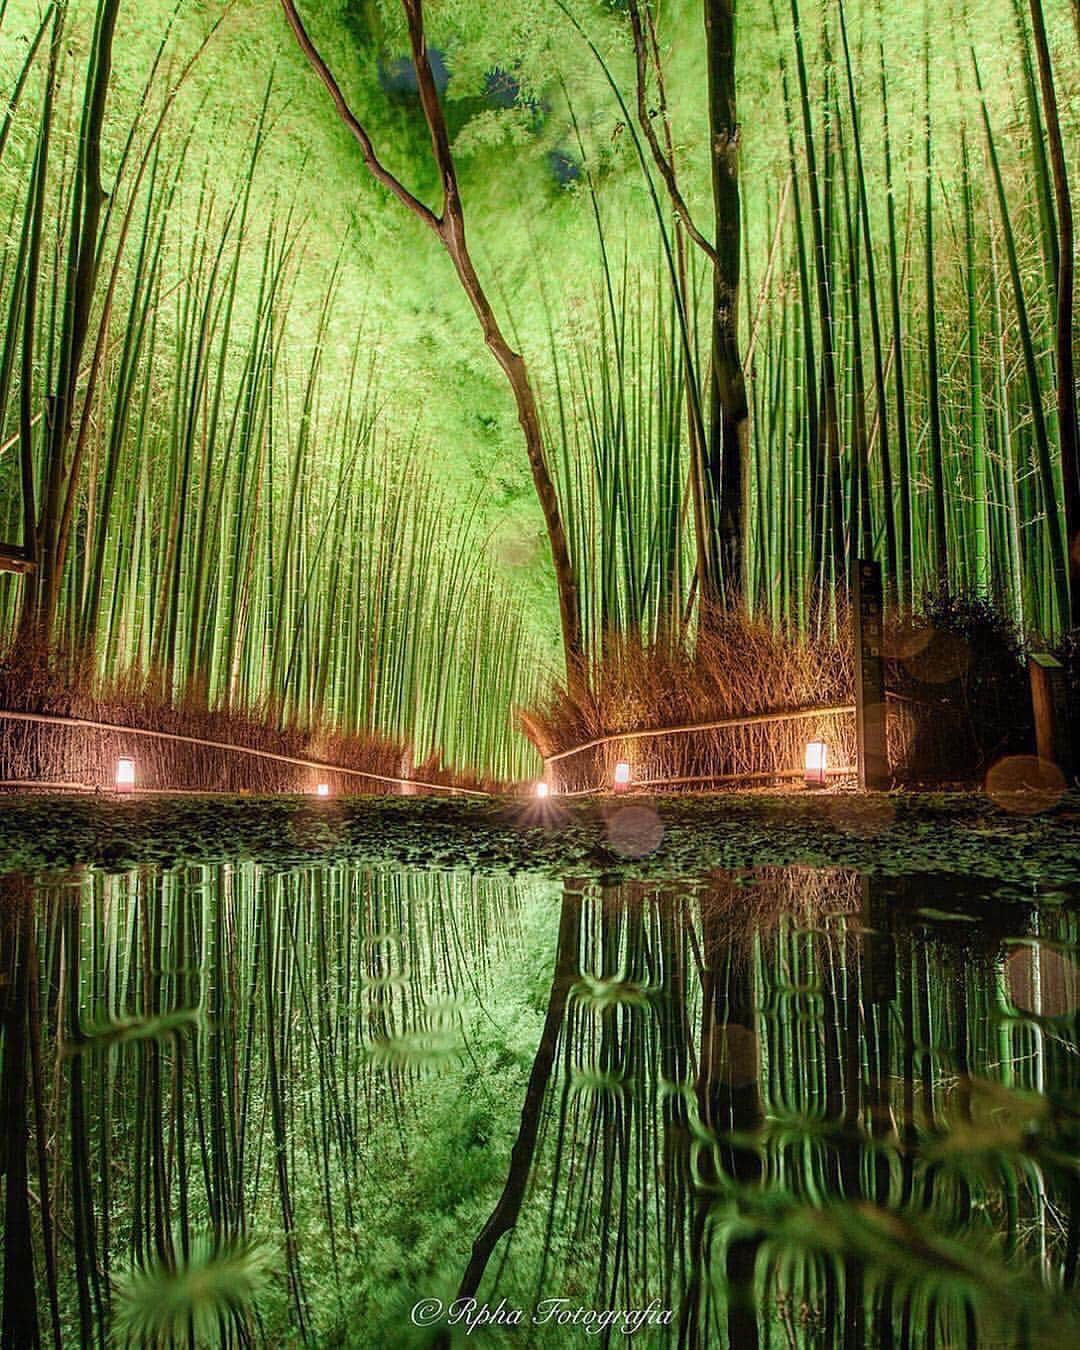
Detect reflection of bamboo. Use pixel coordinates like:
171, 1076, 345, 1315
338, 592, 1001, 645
457, 882, 582, 1301
862, 878, 898, 1348
657, 893, 694, 1310
683, 885, 764, 1348
65, 884, 106, 1342
1, 874, 41, 1345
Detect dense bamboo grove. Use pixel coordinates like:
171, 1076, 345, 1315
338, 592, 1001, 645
0, 0, 544, 782
3, 862, 1077, 1343
0, 0, 1075, 776
543, 0, 1079, 666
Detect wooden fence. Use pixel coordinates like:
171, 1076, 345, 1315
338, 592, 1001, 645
0, 709, 489, 797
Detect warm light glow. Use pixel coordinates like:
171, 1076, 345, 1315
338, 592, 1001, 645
316, 783, 330, 797
805, 741, 827, 787
536, 781, 550, 799
613, 761, 631, 790
115, 757, 136, 791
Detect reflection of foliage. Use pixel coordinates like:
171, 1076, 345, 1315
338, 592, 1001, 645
748, 1197, 1080, 1340
571, 970, 657, 1012
570, 1062, 630, 1099
111, 1236, 275, 1346
366, 1005, 464, 1071
66, 1008, 204, 1056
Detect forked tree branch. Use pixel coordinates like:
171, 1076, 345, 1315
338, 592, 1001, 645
401, 0, 462, 236
278, 0, 440, 231
279, 0, 585, 689
626, 0, 718, 265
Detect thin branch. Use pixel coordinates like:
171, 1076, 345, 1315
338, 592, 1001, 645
278, 0, 440, 231
626, 0, 718, 264
744, 170, 791, 371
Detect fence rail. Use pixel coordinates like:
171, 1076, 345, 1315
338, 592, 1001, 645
542, 702, 863, 795
543, 703, 857, 766
0, 708, 490, 797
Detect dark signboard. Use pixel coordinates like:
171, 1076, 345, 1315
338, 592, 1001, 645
853, 559, 889, 790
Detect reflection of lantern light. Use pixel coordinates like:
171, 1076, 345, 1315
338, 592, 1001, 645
613, 761, 631, 792
316, 783, 330, 797
805, 741, 827, 788
115, 758, 136, 792
536, 781, 550, 799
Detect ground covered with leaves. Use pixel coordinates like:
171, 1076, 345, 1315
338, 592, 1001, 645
1, 790, 1078, 883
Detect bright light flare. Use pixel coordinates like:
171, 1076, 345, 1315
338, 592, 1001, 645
316, 783, 330, 797
115, 757, 136, 792
804, 741, 827, 788
613, 761, 631, 792
536, 781, 550, 799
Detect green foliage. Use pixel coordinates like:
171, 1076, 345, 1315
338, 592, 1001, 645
111, 1236, 276, 1346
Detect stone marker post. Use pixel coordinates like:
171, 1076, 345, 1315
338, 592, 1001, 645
853, 559, 889, 790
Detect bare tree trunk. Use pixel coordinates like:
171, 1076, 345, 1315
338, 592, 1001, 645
705, 0, 749, 606
625, 0, 748, 612
280, 0, 585, 692
1027, 0, 1079, 627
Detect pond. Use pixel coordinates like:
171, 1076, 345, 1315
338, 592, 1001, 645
1, 860, 1078, 1346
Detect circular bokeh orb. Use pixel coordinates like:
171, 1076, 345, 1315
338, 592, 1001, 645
985, 755, 1066, 815
606, 804, 665, 859
902, 628, 971, 684
882, 618, 933, 662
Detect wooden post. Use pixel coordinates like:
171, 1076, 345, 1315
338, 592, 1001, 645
1028, 652, 1073, 776
853, 559, 889, 789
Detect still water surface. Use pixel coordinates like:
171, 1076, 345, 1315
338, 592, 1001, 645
1, 863, 1078, 1346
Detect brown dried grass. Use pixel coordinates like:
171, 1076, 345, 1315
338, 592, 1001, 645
524, 594, 1036, 793
524, 613, 858, 793
0, 645, 490, 795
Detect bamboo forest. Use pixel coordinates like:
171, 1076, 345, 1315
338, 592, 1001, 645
0, 0, 1078, 1346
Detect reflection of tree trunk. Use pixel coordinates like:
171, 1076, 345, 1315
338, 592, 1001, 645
1, 875, 40, 1349
862, 879, 896, 1350
456, 881, 581, 1300
705, 0, 749, 603
657, 894, 695, 1308
683, 892, 763, 1347
839, 924, 864, 1350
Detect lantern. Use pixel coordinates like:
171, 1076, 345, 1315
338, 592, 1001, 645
804, 741, 827, 788
115, 757, 136, 792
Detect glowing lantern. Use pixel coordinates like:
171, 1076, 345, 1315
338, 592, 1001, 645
316, 783, 330, 797
804, 741, 827, 788
613, 761, 631, 792
536, 781, 550, 799
115, 757, 136, 792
